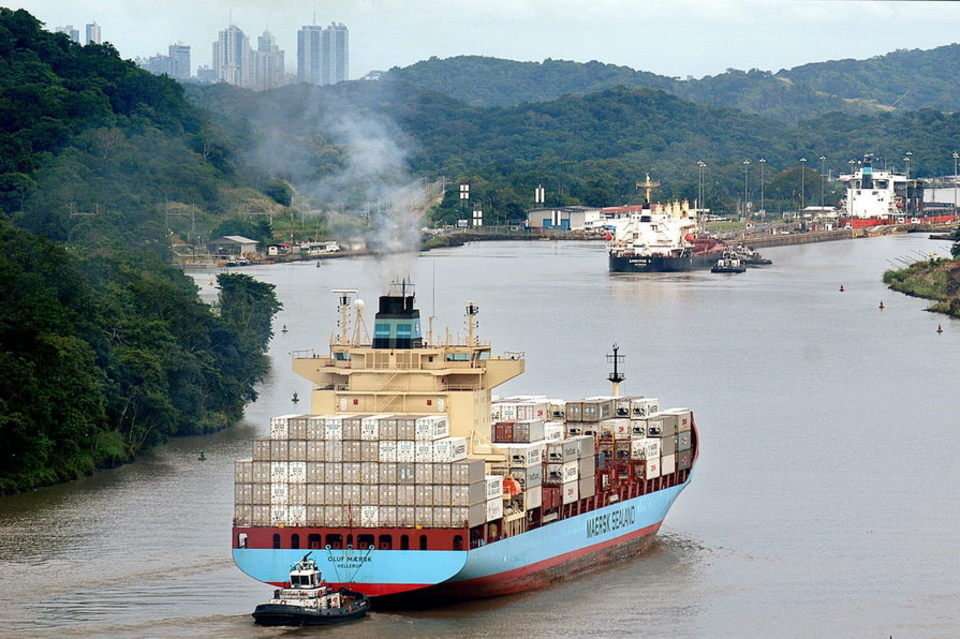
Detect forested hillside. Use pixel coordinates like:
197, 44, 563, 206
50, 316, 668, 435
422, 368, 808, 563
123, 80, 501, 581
386, 47, 960, 121
190, 78, 960, 224
0, 9, 281, 494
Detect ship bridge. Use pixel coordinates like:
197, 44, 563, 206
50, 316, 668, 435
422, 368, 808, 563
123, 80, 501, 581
292, 287, 524, 446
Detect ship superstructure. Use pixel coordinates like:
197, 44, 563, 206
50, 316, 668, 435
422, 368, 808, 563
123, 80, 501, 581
232, 283, 698, 600
838, 154, 925, 227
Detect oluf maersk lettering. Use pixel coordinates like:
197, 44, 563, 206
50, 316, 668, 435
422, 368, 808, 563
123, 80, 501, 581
585, 505, 636, 539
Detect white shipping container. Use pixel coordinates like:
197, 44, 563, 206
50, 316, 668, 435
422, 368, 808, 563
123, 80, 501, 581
306, 505, 324, 526
434, 506, 452, 528
324, 421, 343, 441
644, 419, 664, 437
509, 442, 544, 466
324, 441, 343, 463
252, 505, 271, 526
306, 462, 325, 483
234, 483, 253, 505
361, 485, 379, 505
379, 441, 397, 463
575, 435, 595, 458
306, 441, 324, 462
361, 415, 387, 441
270, 414, 296, 439
270, 504, 288, 525
398, 506, 416, 527
486, 496, 503, 521
306, 483, 324, 505
396, 440, 416, 463
270, 461, 288, 482
434, 462, 452, 484
324, 484, 343, 505
485, 475, 503, 500
324, 506, 344, 527
661, 453, 676, 475
433, 437, 468, 463
379, 506, 398, 527
630, 398, 660, 418
630, 420, 646, 438
379, 462, 397, 484
544, 421, 564, 442
235, 459, 253, 483
379, 485, 397, 506
562, 480, 579, 504
270, 482, 288, 504
253, 439, 271, 461
414, 441, 434, 463
288, 483, 306, 505
307, 416, 325, 440
645, 457, 661, 479
561, 439, 580, 462
252, 483, 271, 504
288, 505, 306, 526
630, 438, 647, 460
360, 461, 379, 484
578, 476, 596, 499
234, 504, 253, 526
323, 462, 342, 484
511, 463, 543, 488
434, 485, 452, 506
415, 506, 433, 527
415, 416, 449, 440
342, 462, 361, 483
562, 460, 579, 483
252, 461, 271, 483
343, 484, 362, 505
288, 461, 307, 483
523, 486, 542, 510
451, 458, 485, 485
415, 462, 434, 484
397, 484, 415, 506
645, 438, 661, 460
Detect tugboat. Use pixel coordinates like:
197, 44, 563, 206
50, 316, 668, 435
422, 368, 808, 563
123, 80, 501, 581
252, 553, 370, 626
711, 253, 747, 274
733, 245, 772, 266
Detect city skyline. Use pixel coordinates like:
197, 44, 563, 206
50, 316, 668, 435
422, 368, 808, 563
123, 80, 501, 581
17, 0, 960, 83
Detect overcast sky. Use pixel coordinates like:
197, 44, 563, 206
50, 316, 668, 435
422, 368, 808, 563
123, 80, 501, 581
10, 0, 960, 79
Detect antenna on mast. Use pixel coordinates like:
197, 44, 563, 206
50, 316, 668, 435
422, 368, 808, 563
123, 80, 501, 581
607, 344, 625, 397
331, 289, 358, 344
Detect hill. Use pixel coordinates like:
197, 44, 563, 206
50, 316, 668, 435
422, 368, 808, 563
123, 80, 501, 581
0, 9, 281, 493
189, 78, 960, 223
384, 47, 960, 121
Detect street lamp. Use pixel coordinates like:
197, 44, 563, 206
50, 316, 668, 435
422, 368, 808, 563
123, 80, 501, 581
903, 152, 913, 213
953, 151, 959, 212
799, 157, 807, 216
697, 160, 706, 212
742, 159, 751, 218
819, 155, 826, 208
758, 158, 766, 216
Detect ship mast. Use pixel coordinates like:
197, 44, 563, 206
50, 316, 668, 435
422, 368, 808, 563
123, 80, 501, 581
607, 343, 625, 398
331, 289, 358, 345
636, 174, 660, 206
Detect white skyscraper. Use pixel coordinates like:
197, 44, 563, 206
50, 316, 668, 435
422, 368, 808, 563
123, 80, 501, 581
253, 31, 285, 91
85, 22, 101, 45
56, 25, 80, 43
297, 22, 349, 86
212, 25, 252, 88
168, 43, 191, 80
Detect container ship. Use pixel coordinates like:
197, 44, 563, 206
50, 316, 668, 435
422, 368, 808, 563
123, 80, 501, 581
607, 176, 724, 273
839, 154, 957, 229
232, 284, 698, 601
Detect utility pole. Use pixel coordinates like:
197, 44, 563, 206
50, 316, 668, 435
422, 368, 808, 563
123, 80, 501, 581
799, 157, 807, 217
953, 151, 959, 213
742, 159, 751, 218
697, 160, 706, 213
819, 155, 826, 208
759, 158, 766, 217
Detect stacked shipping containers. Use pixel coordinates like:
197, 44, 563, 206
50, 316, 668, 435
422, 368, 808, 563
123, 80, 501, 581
234, 414, 488, 529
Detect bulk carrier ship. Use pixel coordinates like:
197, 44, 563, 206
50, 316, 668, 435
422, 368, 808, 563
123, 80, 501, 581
232, 284, 698, 601
607, 175, 725, 273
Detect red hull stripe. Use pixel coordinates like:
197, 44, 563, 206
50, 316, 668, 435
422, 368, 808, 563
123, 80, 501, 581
266, 580, 426, 597
446, 519, 662, 596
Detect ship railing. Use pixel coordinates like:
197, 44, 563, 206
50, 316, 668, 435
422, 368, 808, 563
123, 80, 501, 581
442, 382, 482, 391
494, 351, 525, 361
291, 349, 319, 359
318, 383, 349, 391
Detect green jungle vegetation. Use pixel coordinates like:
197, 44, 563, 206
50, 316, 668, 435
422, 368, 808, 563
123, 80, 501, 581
189, 78, 960, 227
0, 9, 281, 494
884, 243, 960, 318
387, 47, 960, 119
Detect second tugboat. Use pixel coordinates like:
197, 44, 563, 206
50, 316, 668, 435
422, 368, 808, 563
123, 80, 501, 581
252, 552, 370, 626
711, 252, 747, 274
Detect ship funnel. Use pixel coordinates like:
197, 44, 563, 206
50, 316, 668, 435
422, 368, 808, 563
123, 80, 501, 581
607, 344, 625, 397
372, 279, 422, 349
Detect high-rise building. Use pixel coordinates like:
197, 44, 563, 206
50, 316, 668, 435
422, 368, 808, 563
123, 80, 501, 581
169, 43, 191, 80
196, 66, 217, 83
213, 25, 252, 88
56, 25, 80, 43
297, 22, 349, 86
85, 22, 101, 45
253, 31, 285, 91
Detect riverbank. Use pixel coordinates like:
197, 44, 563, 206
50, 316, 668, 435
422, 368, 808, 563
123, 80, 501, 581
883, 257, 960, 318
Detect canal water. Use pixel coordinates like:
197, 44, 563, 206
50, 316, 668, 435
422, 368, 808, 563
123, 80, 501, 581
1, 236, 958, 638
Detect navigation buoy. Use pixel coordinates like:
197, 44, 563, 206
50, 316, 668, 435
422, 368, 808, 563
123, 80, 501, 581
937, 324, 944, 334
281, 324, 288, 333
879, 301, 885, 310
292, 392, 300, 404
198, 450, 206, 461
839, 284, 845, 292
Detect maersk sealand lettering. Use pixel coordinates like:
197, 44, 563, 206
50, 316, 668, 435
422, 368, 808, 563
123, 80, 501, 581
585, 506, 636, 539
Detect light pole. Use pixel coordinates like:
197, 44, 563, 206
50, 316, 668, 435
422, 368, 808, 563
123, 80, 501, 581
799, 157, 807, 218
759, 158, 766, 217
903, 151, 912, 213
819, 155, 826, 208
697, 160, 706, 213
742, 159, 751, 218
953, 151, 959, 213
